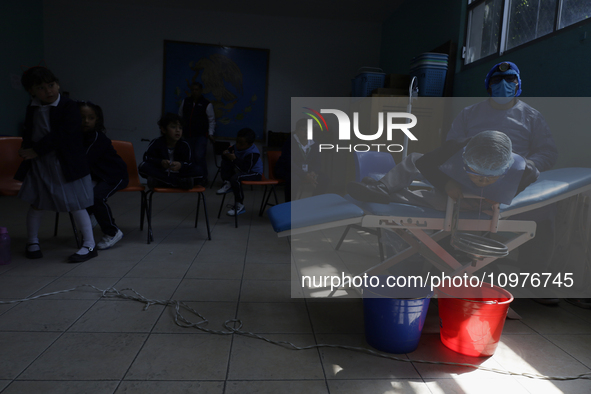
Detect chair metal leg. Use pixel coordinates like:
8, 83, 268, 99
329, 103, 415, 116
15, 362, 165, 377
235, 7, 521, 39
259, 185, 279, 217
210, 168, 221, 189
54, 211, 82, 247
146, 190, 154, 244
217, 191, 237, 228
195, 193, 200, 228
258, 186, 269, 216
198, 193, 212, 240
68, 212, 82, 248
217, 193, 227, 219
140, 191, 146, 231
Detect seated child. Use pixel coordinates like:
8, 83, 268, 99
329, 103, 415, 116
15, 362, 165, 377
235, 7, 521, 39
79, 101, 128, 249
347, 130, 539, 211
138, 113, 203, 189
216, 127, 263, 216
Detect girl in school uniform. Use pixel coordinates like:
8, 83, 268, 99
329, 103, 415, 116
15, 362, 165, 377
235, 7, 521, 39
14, 67, 97, 263
79, 101, 128, 250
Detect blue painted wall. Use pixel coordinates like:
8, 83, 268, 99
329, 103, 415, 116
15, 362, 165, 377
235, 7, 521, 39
0, 1, 44, 136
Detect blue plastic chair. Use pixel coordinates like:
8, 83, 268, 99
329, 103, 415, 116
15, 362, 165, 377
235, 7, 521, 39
336, 151, 396, 260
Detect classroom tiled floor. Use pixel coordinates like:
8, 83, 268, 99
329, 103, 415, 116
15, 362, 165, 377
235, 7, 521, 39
1, 189, 591, 394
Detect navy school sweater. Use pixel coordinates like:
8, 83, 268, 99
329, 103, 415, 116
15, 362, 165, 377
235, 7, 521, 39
84, 131, 129, 186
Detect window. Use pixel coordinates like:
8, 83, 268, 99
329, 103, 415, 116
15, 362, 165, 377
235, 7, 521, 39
465, 0, 591, 64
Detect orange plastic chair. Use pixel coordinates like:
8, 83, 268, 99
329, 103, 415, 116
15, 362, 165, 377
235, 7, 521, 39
217, 150, 284, 228
0, 137, 24, 197
145, 185, 211, 244
112, 140, 210, 244
111, 140, 147, 231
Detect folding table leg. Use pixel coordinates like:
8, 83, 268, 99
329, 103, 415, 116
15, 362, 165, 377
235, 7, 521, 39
335, 225, 353, 250
365, 229, 448, 276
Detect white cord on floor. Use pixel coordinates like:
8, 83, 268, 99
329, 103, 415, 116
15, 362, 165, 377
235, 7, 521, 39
2, 284, 590, 381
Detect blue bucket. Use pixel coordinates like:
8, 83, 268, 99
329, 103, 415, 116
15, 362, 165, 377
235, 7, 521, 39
362, 278, 432, 353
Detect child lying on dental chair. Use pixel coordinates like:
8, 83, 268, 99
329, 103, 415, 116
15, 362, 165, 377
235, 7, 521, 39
347, 130, 539, 211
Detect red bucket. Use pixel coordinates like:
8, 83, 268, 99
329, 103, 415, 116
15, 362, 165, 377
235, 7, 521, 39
437, 283, 513, 357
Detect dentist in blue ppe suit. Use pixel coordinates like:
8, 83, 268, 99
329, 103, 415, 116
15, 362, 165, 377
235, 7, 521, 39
446, 61, 558, 173
446, 62, 560, 304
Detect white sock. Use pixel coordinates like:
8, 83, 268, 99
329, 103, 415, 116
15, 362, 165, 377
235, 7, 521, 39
71, 209, 95, 254
26, 206, 43, 251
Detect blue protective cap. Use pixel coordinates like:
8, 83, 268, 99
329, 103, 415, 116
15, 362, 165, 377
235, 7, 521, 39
484, 62, 522, 96
463, 130, 514, 176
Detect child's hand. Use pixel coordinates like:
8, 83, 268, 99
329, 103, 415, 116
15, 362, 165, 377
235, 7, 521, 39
19, 148, 38, 160
169, 161, 181, 172
444, 179, 463, 201
224, 152, 236, 161
161, 160, 171, 169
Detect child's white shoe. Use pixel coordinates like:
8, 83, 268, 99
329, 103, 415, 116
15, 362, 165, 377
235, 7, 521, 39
216, 181, 232, 195
227, 202, 245, 216
97, 229, 124, 250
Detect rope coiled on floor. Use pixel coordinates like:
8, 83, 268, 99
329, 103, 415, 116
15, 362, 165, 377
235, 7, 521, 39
1, 284, 589, 381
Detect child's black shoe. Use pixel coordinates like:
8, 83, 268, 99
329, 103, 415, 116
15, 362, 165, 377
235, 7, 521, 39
68, 246, 98, 263
25, 243, 43, 259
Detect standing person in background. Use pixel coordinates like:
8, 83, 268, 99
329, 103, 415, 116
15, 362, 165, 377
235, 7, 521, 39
79, 101, 128, 250
15, 66, 97, 263
178, 81, 216, 184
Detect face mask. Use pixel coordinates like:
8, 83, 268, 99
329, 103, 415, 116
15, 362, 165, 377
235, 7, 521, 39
490, 79, 516, 104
